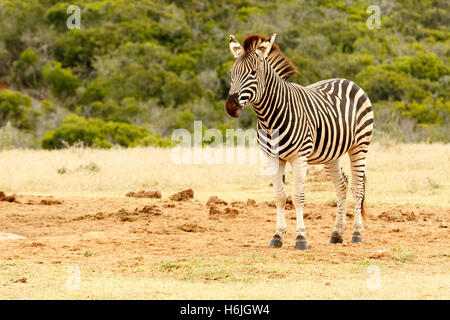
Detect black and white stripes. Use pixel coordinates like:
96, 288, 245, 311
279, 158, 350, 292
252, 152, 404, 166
226, 34, 374, 248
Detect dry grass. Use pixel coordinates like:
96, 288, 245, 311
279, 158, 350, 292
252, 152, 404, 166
0, 142, 448, 300
1, 257, 448, 299
0, 143, 448, 206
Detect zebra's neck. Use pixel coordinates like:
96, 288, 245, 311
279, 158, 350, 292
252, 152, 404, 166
252, 63, 305, 129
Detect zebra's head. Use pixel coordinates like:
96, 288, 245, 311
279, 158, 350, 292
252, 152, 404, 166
225, 34, 277, 118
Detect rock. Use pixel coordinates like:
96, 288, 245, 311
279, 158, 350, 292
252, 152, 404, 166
225, 207, 240, 215
209, 206, 239, 216
209, 205, 222, 215
265, 201, 276, 208
138, 205, 162, 215
40, 199, 62, 205
178, 223, 205, 233
169, 189, 194, 201
206, 196, 227, 206
0, 191, 17, 203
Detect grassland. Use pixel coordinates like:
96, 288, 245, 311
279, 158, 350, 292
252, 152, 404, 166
0, 142, 448, 206
0, 143, 449, 299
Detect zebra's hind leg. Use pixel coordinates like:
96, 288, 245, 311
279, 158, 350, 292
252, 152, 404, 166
324, 159, 348, 244
290, 156, 308, 250
349, 148, 368, 243
267, 159, 287, 248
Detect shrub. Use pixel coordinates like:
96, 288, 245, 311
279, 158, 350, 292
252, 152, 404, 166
410, 53, 448, 81
10, 49, 43, 89
41, 115, 173, 149
0, 89, 33, 129
43, 61, 80, 98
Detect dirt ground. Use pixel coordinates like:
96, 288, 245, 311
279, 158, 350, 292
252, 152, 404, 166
0, 192, 449, 299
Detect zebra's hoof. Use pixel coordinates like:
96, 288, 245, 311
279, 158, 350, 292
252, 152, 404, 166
351, 232, 362, 243
295, 235, 308, 250
330, 236, 343, 244
330, 231, 343, 244
269, 235, 283, 248
351, 237, 362, 243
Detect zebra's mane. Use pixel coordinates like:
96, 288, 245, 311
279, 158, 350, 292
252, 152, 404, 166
243, 34, 298, 80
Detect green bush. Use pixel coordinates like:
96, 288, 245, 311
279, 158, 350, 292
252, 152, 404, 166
41, 115, 173, 149
10, 49, 43, 89
43, 61, 80, 98
356, 66, 410, 102
0, 89, 33, 130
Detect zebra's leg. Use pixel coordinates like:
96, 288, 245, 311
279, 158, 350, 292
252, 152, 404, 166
348, 149, 368, 243
290, 156, 308, 250
324, 159, 348, 244
268, 158, 287, 248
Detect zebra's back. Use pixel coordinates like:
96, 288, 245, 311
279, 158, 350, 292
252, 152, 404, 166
302, 78, 373, 164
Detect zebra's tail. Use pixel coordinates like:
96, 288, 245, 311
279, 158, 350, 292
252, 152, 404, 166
361, 173, 367, 221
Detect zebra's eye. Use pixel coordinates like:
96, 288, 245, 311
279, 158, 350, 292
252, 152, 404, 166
250, 70, 257, 76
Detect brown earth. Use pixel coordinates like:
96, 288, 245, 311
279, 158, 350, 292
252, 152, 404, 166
126, 190, 162, 199
0, 194, 449, 276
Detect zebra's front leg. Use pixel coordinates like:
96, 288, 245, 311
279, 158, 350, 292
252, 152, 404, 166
290, 156, 308, 250
324, 160, 348, 244
268, 159, 287, 248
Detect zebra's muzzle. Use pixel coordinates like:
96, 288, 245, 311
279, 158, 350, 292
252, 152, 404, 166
225, 93, 244, 118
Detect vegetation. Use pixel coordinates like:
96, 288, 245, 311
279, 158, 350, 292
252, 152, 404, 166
0, 0, 448, 148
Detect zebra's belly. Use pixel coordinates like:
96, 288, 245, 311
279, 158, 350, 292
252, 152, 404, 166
257, 124, 355, 163
306, 142, 352, 164
305, 119, 357, 164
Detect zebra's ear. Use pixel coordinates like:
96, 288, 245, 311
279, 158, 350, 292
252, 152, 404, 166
229, 35, 244, 58
256, 33, 277, 59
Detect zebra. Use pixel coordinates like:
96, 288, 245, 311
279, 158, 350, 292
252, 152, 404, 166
225, 34, 374, 249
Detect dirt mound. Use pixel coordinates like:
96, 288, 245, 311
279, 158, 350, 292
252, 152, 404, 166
170, 189, 194, 201
378, 209, 417, 222
113, 205, 162, 222
40, 199, 62, 205
304, 212, 322, 220
73, 212, 107, 221
206, 196, 227, 206
126, 190, 161, 199
0, 191, 18, 203
209, 205, 240, 217
247, 199, 257, 206
260, 201, 276, 208
177, 223, 206, 233
230, 201, 245, 208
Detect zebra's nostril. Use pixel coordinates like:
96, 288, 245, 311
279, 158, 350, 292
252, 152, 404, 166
228, 93, 239, 104
225, 93, 244, 118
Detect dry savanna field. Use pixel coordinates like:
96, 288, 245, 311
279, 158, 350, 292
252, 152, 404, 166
0, 142, 449, 299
